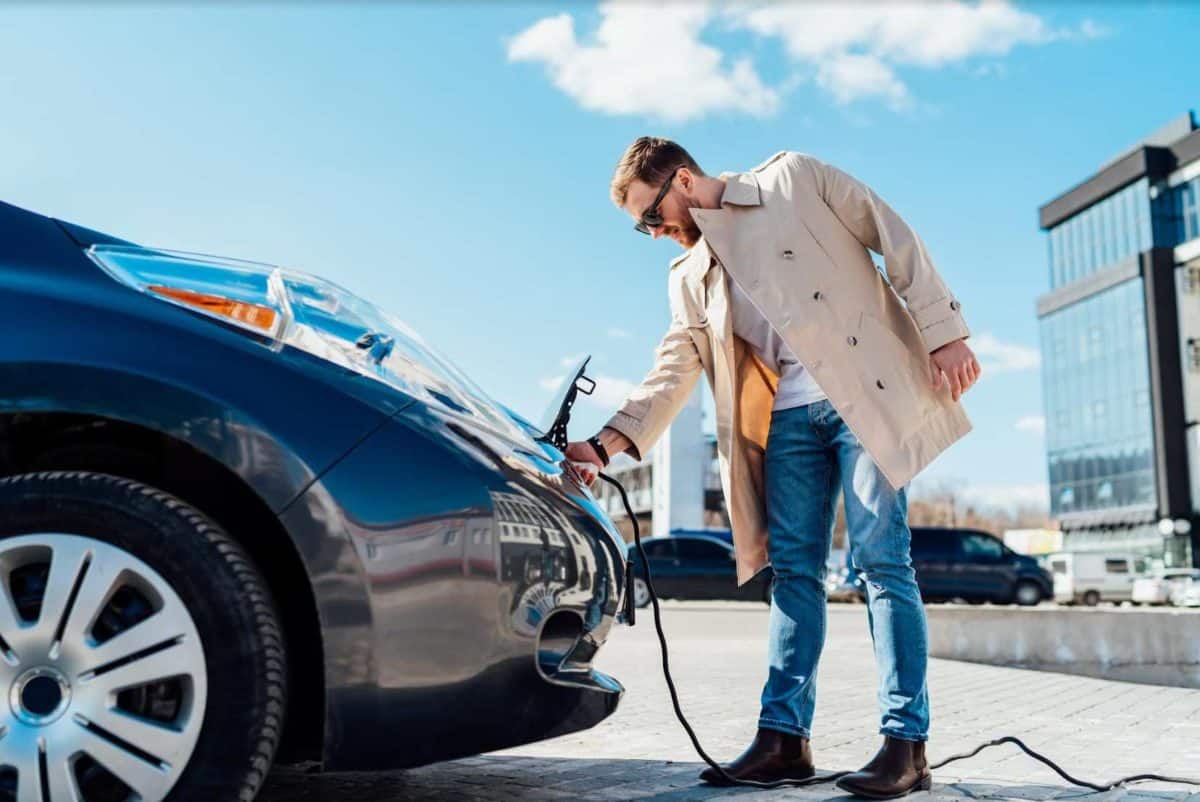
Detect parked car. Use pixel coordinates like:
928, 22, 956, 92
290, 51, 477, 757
626, 534, 773, 606
1169, 573, 1200, 607
783, 528, 1050, 606
1132, 568, 1200, 605
909, 527, 1052, 605
669, 527, 733, 545
0, 201, 628, 802
1049, 552, 1146, 605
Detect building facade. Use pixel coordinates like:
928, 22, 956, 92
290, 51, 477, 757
592, 386, 730, 541
1037, 111, 1200, 567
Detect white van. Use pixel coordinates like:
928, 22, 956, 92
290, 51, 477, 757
1132, 568, 1200, 605
1048, 552, 1146, 605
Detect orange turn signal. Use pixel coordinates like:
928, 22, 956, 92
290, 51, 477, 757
148, 285, 277, 332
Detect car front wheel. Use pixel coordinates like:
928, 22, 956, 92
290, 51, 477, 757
632, 577, 651, 608
0, 472, 285, 802
1013, 580, 1043, 606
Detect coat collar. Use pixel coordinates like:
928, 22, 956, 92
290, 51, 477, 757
716, 169, 762, 207
668, 170, 761, 273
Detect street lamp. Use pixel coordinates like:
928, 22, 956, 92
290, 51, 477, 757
1159, 517, 1193, 535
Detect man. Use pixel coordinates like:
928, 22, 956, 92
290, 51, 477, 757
566, 138, 980, 799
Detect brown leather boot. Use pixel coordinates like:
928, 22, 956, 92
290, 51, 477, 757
698, 727, 815, 785
835, 736, 933, 799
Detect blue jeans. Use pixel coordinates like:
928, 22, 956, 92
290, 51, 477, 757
758, 398, 929, 742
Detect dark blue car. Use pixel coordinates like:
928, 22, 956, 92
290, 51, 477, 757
0, 201, 627, 802
626, 534, 773, 607
838, 527, 1052, 606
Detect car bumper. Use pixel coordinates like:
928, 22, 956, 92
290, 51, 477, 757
279, 407, 627, 770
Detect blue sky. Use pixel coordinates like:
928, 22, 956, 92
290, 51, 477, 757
3, 2, 1197, 513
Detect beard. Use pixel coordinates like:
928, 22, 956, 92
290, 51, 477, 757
674, 217, 703, 249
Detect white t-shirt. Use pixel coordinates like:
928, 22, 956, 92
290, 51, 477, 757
727, 273, 828, 411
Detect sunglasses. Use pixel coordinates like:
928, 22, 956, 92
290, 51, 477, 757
634, 166, 682, 235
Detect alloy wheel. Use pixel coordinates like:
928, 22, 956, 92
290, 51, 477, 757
0, 533, 207, 802
633, 578, 650, 608
1015, 582, 1042, 606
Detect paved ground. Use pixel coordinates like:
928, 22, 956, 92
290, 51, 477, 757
260, 604, 1200, 802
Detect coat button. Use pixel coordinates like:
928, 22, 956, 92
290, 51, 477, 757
783, 250, 794, 259
847, 335, 857, 346
950, 299, 960, 311
813, 291, 822, 300
876, 379, 885, 389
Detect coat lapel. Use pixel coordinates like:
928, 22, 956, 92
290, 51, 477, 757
688, 169, 769, 297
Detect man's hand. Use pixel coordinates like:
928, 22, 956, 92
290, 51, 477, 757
565, 427, 632, 486
564, 439, 600, 487
929, 339, 981, 402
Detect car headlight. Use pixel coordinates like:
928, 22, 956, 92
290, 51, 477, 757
88, 245, 539, 449
90, 245, 290, 338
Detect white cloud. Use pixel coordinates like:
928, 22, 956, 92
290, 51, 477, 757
1076, 18, 1110, 41
559, 353, 588, 367
607, 327, 632, 339
588, 374, 639, 407
817, 53, 910, 110
1015, 415, 1045, 435
960, 482, 1049, 512
913, 478, 1049, 513
506, 3, 779, 122
731, 2, 1052, 68
508, 1, 1100, 116
540, 371, 637, 409
970, 332, 1040, 373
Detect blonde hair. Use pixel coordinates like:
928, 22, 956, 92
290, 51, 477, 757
609, 137, 704, 208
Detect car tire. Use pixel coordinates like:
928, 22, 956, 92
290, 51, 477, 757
633, 577, 651, 608
1081, 590, 1101, 607
0, 471, 286, 802
1013, 581, 1043, 606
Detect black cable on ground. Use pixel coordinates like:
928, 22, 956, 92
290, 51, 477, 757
597, 471, 1200, 794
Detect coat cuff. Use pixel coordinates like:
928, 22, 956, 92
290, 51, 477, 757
603, 413, 649, 462
910, 296, 970, 353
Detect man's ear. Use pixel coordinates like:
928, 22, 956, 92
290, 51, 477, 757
677, 167, 694, 191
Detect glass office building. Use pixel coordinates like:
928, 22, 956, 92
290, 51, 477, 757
1037, 112, 1200, 567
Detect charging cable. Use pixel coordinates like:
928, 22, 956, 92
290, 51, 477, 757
597, 471, 1200, 792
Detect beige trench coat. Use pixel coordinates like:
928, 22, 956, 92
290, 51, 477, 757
603, 151, 973, 585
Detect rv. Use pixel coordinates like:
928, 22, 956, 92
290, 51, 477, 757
1048, 552, 1147, 605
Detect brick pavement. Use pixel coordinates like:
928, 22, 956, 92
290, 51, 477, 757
260, 604, 1200, 802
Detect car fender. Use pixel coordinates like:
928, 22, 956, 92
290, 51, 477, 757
0, 360, 393, 513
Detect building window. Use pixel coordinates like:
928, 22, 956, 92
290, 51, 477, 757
1185, 265, 1200, 295
1040, 278, 1155, 518
1046, 179, 1152, 287
1182, 178, 1200, 243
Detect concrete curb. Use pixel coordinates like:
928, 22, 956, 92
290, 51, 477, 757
926, 605, 1200, 688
